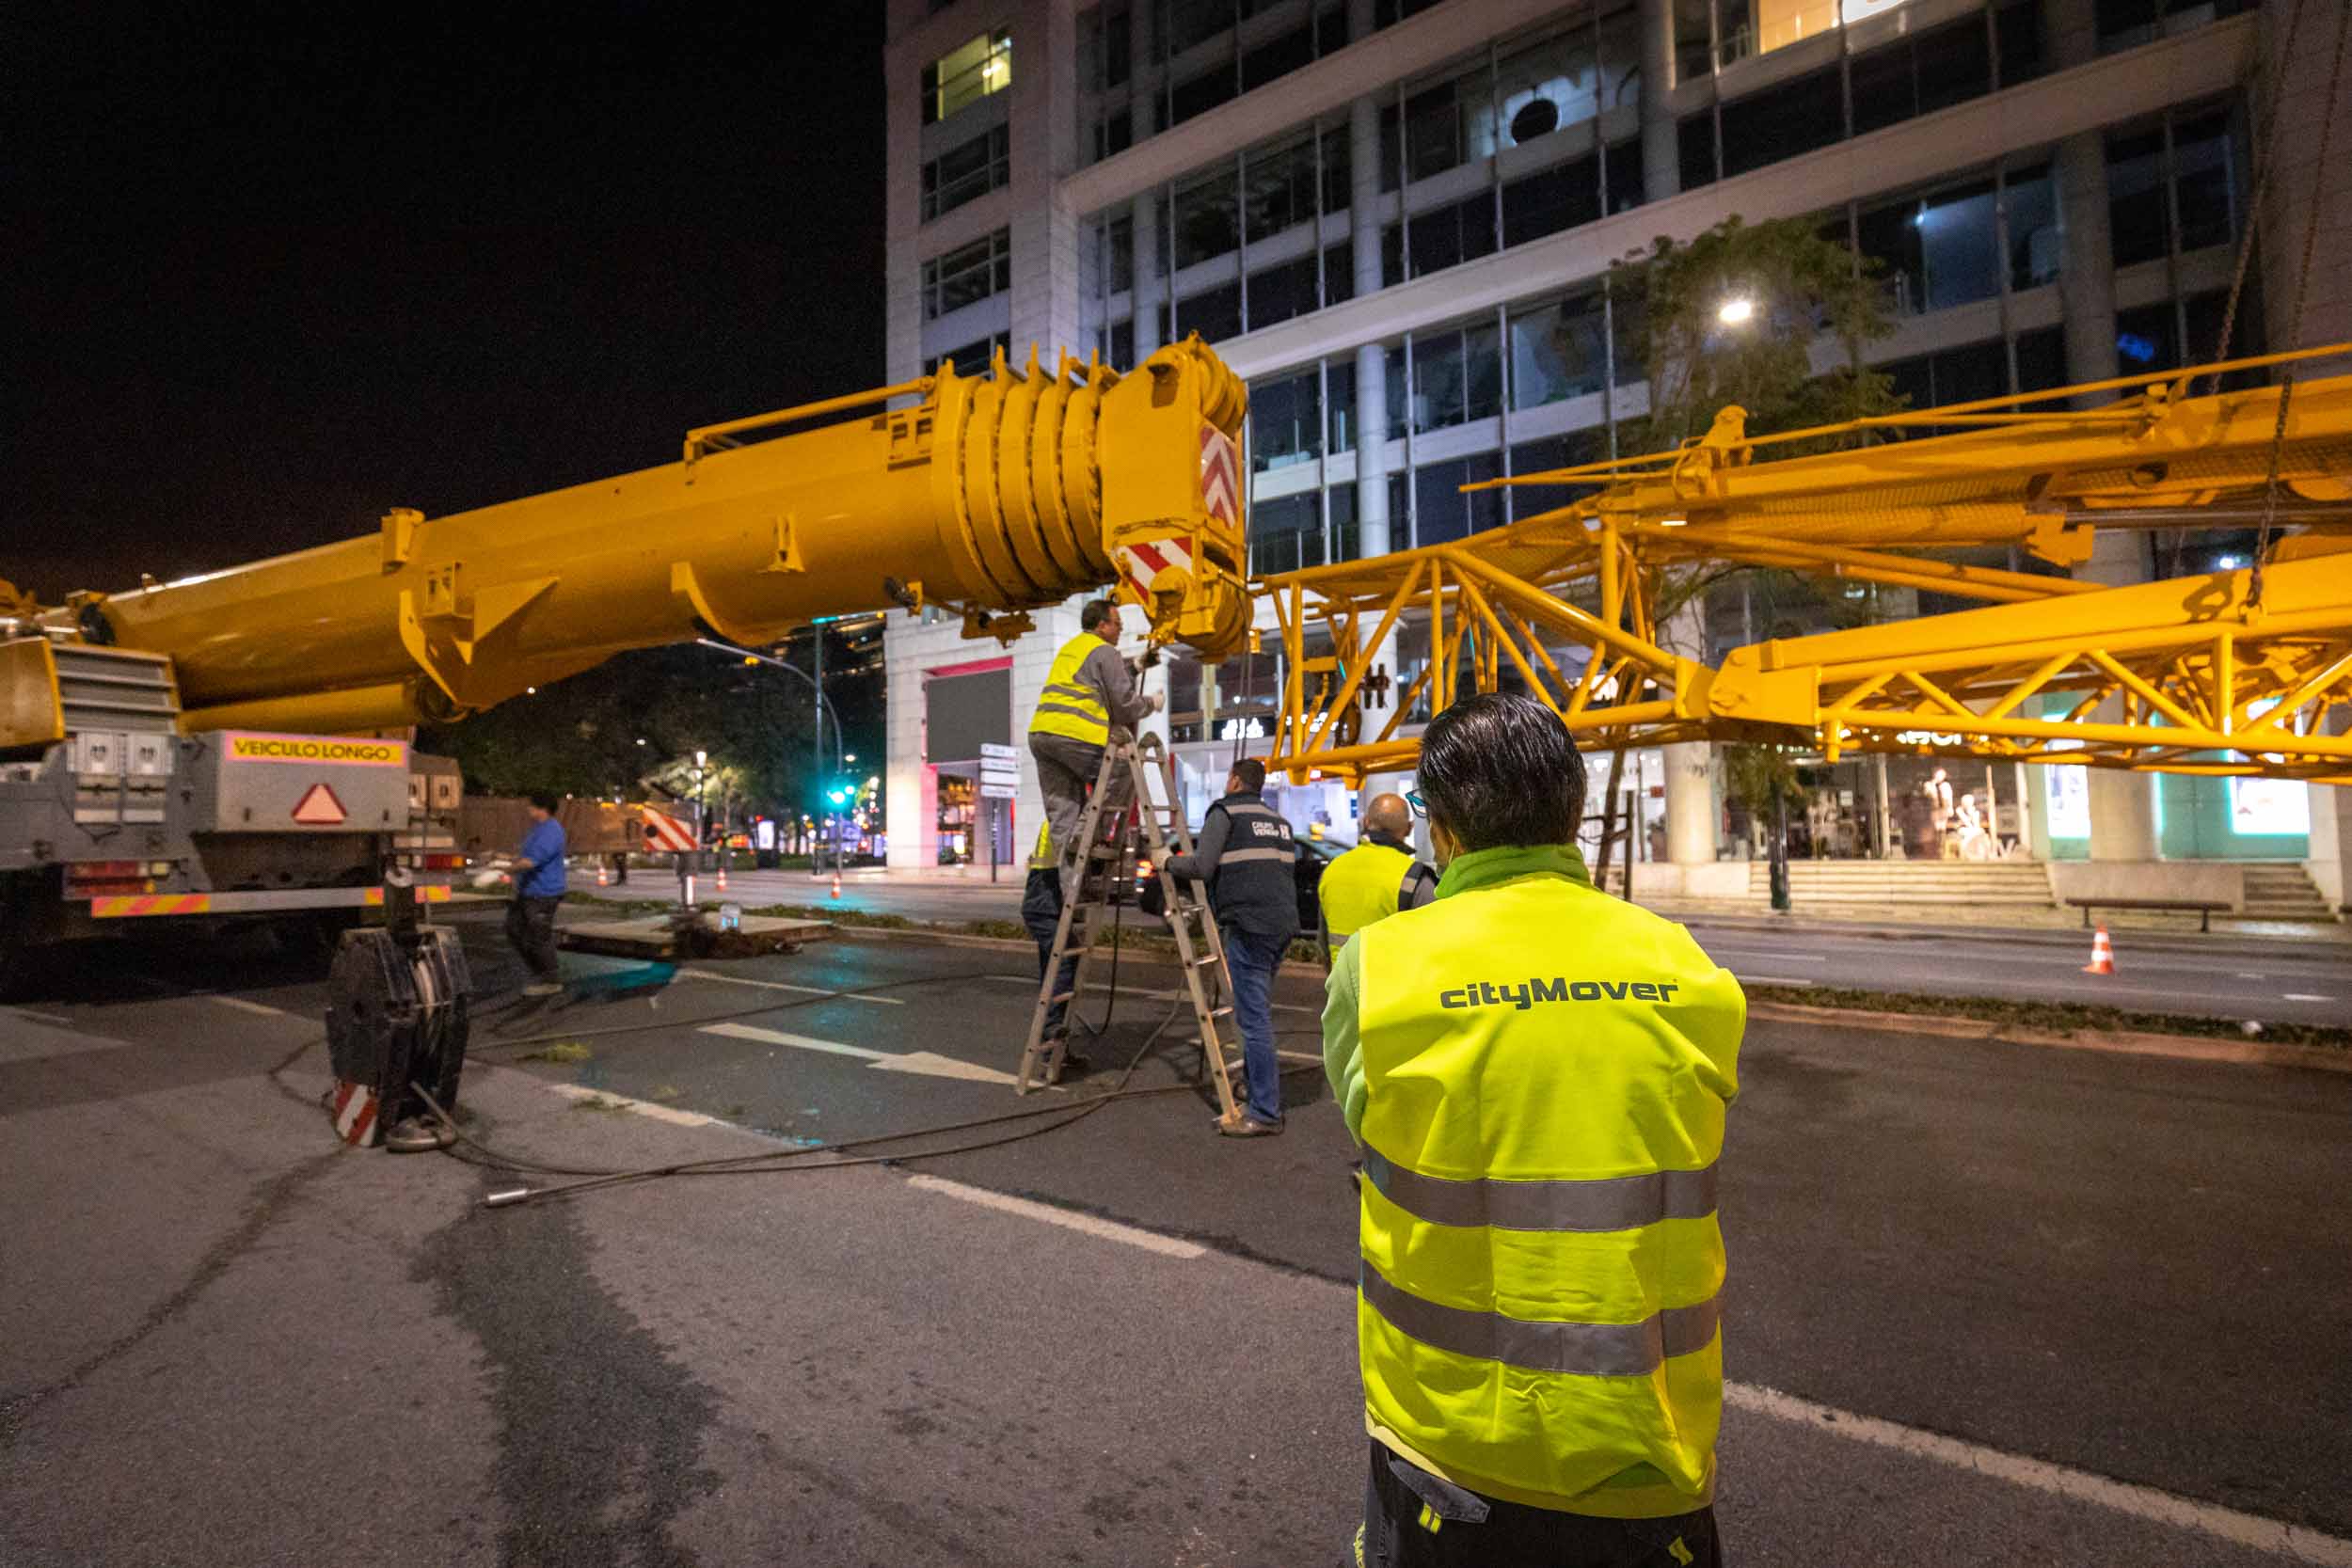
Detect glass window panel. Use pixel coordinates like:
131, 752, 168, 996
1678, 111, 1717, 191
1724, 0, 1839, 61
925, 30, 1012, 125
1496, 27, 1600, 149
2106, 128, 2169, 267
1460, 192, 1500, 263
1167, 0, 1232, 55
1386, 345, 1410, 440
1914, 18, 1993, 117
1855, 195, 1927, 315
1600, 8, 1643, 106
1249, 494, 1326, 577
1464, 324, 1503, 423
1412, 330, 1467, 433
1110, 318, 1136, 368
924, 124, 1009, 222
1108, 216, 1135, 294
1173, 166, 1240, 269
1405, 75, 1467, 182
1247, 254, 1317, 329
1171, 66, 1237, 125
1251, 371, 1323, 473
1380, 103, 1403, 193
1327, 363, 1357, 453
1467, 451, 1506, 536
1509, 294, 1609, 408
1177, 281, 1242, 341
1243, 20, 1316, 88
1105, 7, 1132, 86
1674, 0, 1714, 81
1848, 37, 1915, 137
1934, 340, 2010, 405
1502, 156, 1600, 247
1244, 132, 1318, 244
1611, 293, 1646, 388
1320, 126, 1353, 212
2004, 166, 2058, 291
2114, 301, 2178, 372
1096, 110, 1134, 162
1323, 244, 1358, 308
1917, 179, 1999, 311
1381, 222, 1406, 288
1415, 459, 1472, 546
2013, 327, 2065, 393
2171, 111, 2238, 252
1994, 0, 2045, 84
1328, 482, 1359, 561
1605, 136, 1644, 214
1718, 66, 1841, 179
2185, 288, 2263, 381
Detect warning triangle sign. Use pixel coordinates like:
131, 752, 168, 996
292, 783, 347, 825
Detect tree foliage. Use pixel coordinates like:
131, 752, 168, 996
1612, 214, 1907, 456
420, 639, 879, 816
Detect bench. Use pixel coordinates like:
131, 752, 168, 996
2062, 895, 2232, 933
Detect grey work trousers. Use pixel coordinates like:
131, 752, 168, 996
1028, 731, 1129, 869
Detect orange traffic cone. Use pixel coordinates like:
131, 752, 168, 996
2083, 924, 2116, 975
716, 861, 728, 894
829, 871, 842, 900
596, 860, 610, 887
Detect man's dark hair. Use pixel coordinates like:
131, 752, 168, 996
1080, 598, 1120, 635
1228, 758, 1266, 795
1415, 692, 1586, 852
529, 790, 562, 814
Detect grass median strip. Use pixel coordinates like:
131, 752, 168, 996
1744, 983, 2352, 1052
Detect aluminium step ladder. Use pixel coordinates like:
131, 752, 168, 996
1015, 734, 1248, 1117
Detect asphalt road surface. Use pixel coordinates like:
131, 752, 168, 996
4, 911, 2348, 1567
609, 868, 2350, 1028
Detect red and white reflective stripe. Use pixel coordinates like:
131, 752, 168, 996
1119, 536, 1196, 604
331, 1081, 380, 1147
1199, 425, 1239, 524
644, 811, 697, 851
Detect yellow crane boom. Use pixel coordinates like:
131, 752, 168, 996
4, 340, 1252, 739
1260, 346, 2352, 784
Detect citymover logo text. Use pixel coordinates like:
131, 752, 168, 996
1440, 977, 1682, 1010
226, 734, 405, 767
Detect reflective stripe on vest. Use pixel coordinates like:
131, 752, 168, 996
1352, 847, 1742, 1514
1027, 633, 1111, 745
1320, 842, 1416, 939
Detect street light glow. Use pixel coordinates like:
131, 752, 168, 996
1717, 297, 1755, 325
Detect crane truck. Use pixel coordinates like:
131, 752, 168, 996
2, 338, 1252, 1138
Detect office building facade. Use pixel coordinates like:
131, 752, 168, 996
881, 0, 2350, 908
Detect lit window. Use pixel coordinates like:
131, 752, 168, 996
921, 30, 1011, 126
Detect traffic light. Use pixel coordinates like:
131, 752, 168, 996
825, 779, 853, 808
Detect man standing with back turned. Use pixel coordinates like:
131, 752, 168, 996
1160, 756, 1297, 1137
1027, 598, 1161, 881
1323, 693, 1744, 1566
1317, 791, 1438, 950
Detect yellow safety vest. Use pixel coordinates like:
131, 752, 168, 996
1028, 632, 1112, 747
1351, 844, 1744, 1518
1318, 840, 1426, 940
1028, 820, 1057, 871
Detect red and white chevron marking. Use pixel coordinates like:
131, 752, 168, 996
330, 1080, 380, 1147
1199, 425, 1238, 524
642, 809, 697, 852
1119, 537, 1196, 604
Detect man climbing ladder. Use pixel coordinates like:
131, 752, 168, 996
1027, 599, 1162, 882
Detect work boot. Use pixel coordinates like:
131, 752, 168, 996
382, 1116, 454, 1153
521, 980, 562, 998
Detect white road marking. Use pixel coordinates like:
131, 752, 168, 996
2283, 993, 2334, 1004
1726, 1383, 2352, 1566
3, 1007, 73, 1026
699, 1022, 1026, 1085
2235, 972, 2268, 980
700, 1022, 888, 1060
981, 974, 1036, 985
906, 1175, 1205, 1259
1709, 951, 1830, 963
1744, 976, 1818, 988
545, 1082, 713, 1127
680, 968, 902, 1004
208, 995, 290, 1017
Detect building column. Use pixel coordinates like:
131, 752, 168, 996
2077, 532, 2160, 862
1639, 0, 1681, 204
1348, 3, 1391, 562
2258, 0, 2352, 375
1660, 601, 1717, 865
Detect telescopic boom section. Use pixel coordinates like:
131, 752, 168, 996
32, 339, 1252, 735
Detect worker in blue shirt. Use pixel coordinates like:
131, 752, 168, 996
506, 792, 568, 996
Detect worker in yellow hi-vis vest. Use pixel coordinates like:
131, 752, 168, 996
1316, 792, 1438, 952
1027, 599, 1159, 877
1324, 693, 1744, 1568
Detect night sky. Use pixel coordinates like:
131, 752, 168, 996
8, 1, 886, 601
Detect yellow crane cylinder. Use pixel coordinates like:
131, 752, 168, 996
43, 341, 1251, 734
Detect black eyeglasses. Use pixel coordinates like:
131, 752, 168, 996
1404, 789, 1428, 819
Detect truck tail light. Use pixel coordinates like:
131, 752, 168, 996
68, 861, 145, 884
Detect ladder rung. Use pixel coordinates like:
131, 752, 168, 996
1207, 1006, 1232, 1019
1048, 990, 1076, 1003
1189, 956, 1218, 967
